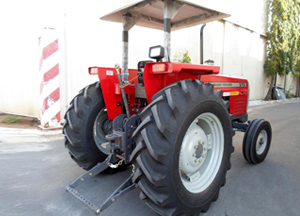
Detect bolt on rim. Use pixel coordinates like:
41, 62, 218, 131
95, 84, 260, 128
256, 129, 267, 155
179, 112, 224, 193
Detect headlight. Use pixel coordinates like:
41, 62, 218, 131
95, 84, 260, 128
149, 45, 165, 61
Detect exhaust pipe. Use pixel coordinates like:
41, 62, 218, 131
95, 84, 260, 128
200, 24, 206, 64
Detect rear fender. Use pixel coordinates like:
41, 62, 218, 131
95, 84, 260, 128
95, 67, 138, 120
143, 62, 220, 102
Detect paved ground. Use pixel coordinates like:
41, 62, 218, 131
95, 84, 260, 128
0, 100, 300, 216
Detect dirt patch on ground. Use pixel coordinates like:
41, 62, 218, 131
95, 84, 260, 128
0, 114, 40, 129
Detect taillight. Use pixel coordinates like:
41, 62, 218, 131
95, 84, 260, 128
89, 67, 98, 75
152, 63, 168, 73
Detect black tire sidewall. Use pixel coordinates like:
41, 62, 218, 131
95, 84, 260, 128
169, 100, 232, 209
85, 99, 108, 158
64, 82, 109, 170
250, 121, 272, 164
243, 119, 260, 163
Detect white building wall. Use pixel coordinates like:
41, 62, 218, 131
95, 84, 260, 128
172, 20, 270, 100
2, 0, 291, 119
60, 0, 271, 109
0, 0, 40, 117
222, 22, 270, 100
60, 9, 163, 117
277, 74, 298, 96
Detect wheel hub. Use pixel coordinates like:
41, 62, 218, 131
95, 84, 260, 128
102, 119, 112, 135
93, 108, 111, 155
180, 123, 208, 175
256, 129, 267, 155
194, 142, 204, 158
179, 112, 224, 193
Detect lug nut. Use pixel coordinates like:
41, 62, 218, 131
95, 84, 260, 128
194, 159, 197, 162
193, 153, 196, 157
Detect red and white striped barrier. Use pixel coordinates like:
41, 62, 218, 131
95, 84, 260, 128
39, 28, 61, 128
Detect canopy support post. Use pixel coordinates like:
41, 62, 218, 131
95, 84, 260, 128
163, 0, 182, 60
122, 13, 141, 82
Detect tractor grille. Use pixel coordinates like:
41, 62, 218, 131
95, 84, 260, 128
230, 96, 247, 116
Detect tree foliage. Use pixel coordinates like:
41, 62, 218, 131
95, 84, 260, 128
264, 0, 300, 77
173, 49, 191, 63
264, 0, 300, 99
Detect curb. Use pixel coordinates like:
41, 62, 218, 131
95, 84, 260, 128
0, 127, 62, 136
0, 127, 63, 144
248, 97, 300, 107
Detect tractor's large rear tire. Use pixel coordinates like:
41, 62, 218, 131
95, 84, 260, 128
130, 80, 233, 216
63, 82, 110, 170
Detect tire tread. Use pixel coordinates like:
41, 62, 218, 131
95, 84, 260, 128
132, 80, 233, 215
63, 82, 107, 170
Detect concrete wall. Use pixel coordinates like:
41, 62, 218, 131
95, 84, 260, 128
2, 0, 293, 120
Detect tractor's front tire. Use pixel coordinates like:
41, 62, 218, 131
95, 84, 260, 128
63, 82, 110, 170
243, 119, 272, 164
131, 80, 233, 216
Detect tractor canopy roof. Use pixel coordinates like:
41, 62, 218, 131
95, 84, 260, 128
100, 0, 230, 31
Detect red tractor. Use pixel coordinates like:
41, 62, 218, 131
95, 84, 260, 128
63, 1, 272, 215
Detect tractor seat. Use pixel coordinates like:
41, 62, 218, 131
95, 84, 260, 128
137, 60, 153, 84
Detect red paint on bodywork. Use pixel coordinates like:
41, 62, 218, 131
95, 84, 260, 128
96, 67, 138, 120
201, 75, 249, 115
143, 62, 220, 102
93, 62, 249, 120
229, 96, 248, 116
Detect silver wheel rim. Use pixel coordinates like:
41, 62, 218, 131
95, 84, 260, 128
256, 129, 267, 155
179, 112, 224, 193
93, 108, 111, 155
